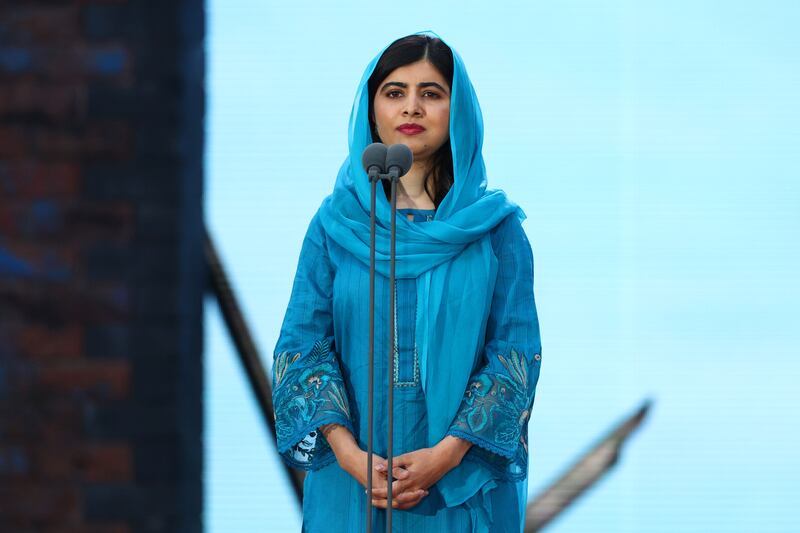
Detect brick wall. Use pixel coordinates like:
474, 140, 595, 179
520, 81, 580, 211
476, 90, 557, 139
0, 2, 205, 532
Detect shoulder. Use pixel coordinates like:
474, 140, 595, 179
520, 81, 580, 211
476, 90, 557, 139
490, 211, 531, 254
300, 199, 332, 251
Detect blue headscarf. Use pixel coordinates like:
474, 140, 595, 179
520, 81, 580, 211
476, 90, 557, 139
318, 30, 526, 512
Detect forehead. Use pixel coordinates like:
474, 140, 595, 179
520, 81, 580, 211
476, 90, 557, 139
381, 60, 448, 87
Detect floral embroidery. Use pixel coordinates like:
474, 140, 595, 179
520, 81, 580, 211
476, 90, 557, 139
447, 347, 542, 481
272, 338, 353, 470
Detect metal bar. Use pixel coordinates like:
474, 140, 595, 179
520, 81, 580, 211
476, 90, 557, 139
204, 226, 305, 505
386, 176, 398, 532
524, 400, 651, 532
366, 175, 377, 533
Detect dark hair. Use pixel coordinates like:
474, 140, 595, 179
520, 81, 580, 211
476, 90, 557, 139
367, 34, 455, 208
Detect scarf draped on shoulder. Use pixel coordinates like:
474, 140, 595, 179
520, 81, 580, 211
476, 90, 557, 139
317, 30, 526, 516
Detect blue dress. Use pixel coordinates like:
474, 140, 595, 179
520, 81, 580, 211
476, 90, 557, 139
272, 207, 543, 532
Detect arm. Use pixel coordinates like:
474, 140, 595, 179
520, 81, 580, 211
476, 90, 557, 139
374, 215, 542, 504
444, 213, 543, 478
272, 213, 355, 471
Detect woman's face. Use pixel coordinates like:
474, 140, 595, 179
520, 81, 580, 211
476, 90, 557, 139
372, 59, 451, 164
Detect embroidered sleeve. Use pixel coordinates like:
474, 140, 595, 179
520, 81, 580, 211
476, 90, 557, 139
272, 213, 353, 471
446, 214, 543, 480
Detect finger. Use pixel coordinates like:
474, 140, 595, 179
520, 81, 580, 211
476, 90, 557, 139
392, 491, 427, 510
371, 487, 388, 499
392, 478, 416, 495
395, 489, 428, 504
391, 466, 411, 480
374, 465, 389, 480
392, 499, 421, 511
371, 482, 414, 500
392, 453, 411, 467
364, 478, 386, 493
371, 498, 387, 509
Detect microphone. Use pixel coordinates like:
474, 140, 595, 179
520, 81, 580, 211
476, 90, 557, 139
362, 142, 388, 179
386, 143, 413, 179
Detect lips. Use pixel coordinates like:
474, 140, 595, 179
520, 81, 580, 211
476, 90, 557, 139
397, 123, 426, 135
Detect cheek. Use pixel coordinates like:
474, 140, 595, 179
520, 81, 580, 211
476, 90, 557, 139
434, 106, 451, 137
373, 101, 398, 129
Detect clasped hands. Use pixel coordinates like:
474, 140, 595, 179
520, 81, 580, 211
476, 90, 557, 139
330, 429, 472, 510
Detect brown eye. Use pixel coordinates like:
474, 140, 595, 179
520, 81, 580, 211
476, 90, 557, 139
387, 90, 403, 98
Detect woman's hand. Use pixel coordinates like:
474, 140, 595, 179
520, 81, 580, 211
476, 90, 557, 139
371, 462, 429, 510
370, 435, 473, 509
322, 423, 422, 508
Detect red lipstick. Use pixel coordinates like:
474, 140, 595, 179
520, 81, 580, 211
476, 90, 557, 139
397, 123, 426, 135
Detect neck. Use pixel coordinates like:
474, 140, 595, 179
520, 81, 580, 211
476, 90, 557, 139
396, 159, 435, 209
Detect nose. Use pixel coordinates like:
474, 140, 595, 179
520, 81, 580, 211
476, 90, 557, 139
402, 94, 423, 117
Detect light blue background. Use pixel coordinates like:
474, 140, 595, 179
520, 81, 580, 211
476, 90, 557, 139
204, 1, 800, 531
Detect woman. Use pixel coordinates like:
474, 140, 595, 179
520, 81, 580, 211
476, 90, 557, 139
272, 31, 543, 532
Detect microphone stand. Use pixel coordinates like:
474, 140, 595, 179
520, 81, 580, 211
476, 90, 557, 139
366, 167, 400, 533
385, 169, 399, 533
366, 168, 377, 533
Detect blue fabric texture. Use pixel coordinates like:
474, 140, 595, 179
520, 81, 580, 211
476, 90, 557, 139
272, 31, 543, 532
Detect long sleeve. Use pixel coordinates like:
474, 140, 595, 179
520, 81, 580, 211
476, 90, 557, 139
445, 213, 543, 480
272, 212, 354, 471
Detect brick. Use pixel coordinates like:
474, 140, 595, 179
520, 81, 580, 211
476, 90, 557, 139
0, 123, 133, 160
0, 482, 81, 524
79, 443, 133, 483
9, 439, 130, 482
0, 125, 29, 158
85, 242, 180, 283
84, 324, 130, 359
47, 524, 131, 533
83, 484, 178, 524
0, 201, 136, 242
84, 402, 178, 440
82, 161, 181, 203
82, 3, 134, 42
0, 160, 82, 199
0, 200, 68, 241
0, 397, 83, 440
0, 79, 88, 122
63, 201, 136, 241
0, 5, 81, 44
0, 241, 77, 281
0, 44, 131, 81
33, 122, 133, 160
16, 323, 84, 361
37, 359, 131, 400
85, 322, 180, 360
0, 357, 37, 397
0, 444, 30, 476
0, 280, 129, 325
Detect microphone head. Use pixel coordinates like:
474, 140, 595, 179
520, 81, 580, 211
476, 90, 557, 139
361, 142, 388, 174
386, 143, 414, 177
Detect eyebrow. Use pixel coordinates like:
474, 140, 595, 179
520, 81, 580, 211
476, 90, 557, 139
380, 81, 449, 94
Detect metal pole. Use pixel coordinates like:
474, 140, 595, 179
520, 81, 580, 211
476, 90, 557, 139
366, 174, 377, 533
386, 175, 398, 532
